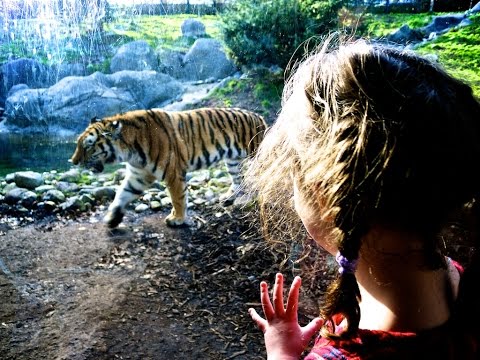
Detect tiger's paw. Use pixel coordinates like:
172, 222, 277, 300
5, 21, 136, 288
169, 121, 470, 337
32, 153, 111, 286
165, 213, 188, 227
104, 208, 125, 228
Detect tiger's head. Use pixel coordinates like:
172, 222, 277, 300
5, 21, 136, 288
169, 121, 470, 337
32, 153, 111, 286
70, 117, 122, 173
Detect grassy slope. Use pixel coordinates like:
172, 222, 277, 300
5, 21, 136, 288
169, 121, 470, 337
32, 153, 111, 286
357, 12, 480, 96
360, 11, 438, 37
414, 14, 480, 96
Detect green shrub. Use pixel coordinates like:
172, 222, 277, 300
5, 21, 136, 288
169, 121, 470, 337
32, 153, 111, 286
298, 0, 343, 31
219, 0, 318, 69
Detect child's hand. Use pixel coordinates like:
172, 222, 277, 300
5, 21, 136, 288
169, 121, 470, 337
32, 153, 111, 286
249, 273, 323, 360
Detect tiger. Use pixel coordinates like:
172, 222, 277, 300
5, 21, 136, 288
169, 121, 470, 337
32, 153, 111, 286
70, 107, 267, 228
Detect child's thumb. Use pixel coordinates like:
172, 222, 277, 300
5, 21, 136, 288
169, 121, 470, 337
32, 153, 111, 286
302, 317, 323, 341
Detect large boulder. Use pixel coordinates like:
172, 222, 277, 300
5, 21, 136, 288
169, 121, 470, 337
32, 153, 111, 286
181, 39, 237, 81
110, 40, 158, 73
181, 18, 206, 38
50, 62, 87, 83
157, 48, 186, 79
1, 58, 50, 90
386, 24, 424, 45
4, 70, 184, 132
0, 58, 51, 106
421, 14, 467, 36
0, 58, 86, 107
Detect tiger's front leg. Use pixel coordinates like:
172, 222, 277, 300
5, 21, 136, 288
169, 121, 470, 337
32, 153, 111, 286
104, 167, 154, 228
165, 172, 188, 227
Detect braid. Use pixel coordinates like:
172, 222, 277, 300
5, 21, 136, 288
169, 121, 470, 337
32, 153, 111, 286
453, 197, 480, 330
320, 209, 366, 338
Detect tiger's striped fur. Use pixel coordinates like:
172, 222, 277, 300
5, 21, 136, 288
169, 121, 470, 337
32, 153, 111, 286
70, 107, 267, 227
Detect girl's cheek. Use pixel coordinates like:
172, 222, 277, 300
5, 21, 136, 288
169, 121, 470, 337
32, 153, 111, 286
293, 186, 336, 255
301, 217, 337, 255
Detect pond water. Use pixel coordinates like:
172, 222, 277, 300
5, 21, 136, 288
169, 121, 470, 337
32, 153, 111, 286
0, 132, 77, 178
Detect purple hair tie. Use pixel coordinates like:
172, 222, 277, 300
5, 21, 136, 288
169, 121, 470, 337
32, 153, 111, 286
335, 251, 358, 274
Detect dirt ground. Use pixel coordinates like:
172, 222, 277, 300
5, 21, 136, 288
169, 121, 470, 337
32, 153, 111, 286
0, 71, 335, 360
0, 199, 333, 360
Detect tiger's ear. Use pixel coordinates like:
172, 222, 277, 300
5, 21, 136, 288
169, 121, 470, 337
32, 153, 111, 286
111, 120, 122, 140
90, 116, 101, 124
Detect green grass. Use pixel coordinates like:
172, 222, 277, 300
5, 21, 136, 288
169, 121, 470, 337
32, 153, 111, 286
415, 14, 480, 97
105, 14, 221, 52
0, 14, 221, 64
350, 11, 480, 97
198, 69, 283, 123
359, 12, 437, 38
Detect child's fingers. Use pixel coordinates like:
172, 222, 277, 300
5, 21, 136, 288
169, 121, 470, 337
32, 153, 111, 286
272, 273, 285, 316
302, 317, 324, 342
260, 281, 275, 320
285, 276, 301, 319
248, 308, 267, 333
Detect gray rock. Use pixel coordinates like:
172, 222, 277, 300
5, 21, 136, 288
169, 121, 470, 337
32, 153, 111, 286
1, 182, 17, 195
35, 184, 56, 193
109, 70, 184, 110
42, 189, 66, 203
4, 187, 37, 206
92, 186, 116, 201
79, 193, 95, 204
5, 173, 15, 183
135, 203, 149, 213
59, 168, 81, 182
0, 58, 52, 104
387, 24, 424, 45
422, 14, 466, 35
56, 181, 80, 193
182, 39, 237, 81
7, 84, 29, 98
38, 200, 57, 211
59, 195, 84, 211
181, 19, 206, 38
150, 200, 162, 211
14, 171, 44, 190
157, 48, 185, 79
110, 40, 158, 73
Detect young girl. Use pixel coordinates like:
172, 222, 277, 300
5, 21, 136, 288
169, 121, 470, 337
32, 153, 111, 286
246, 36, 480, 359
